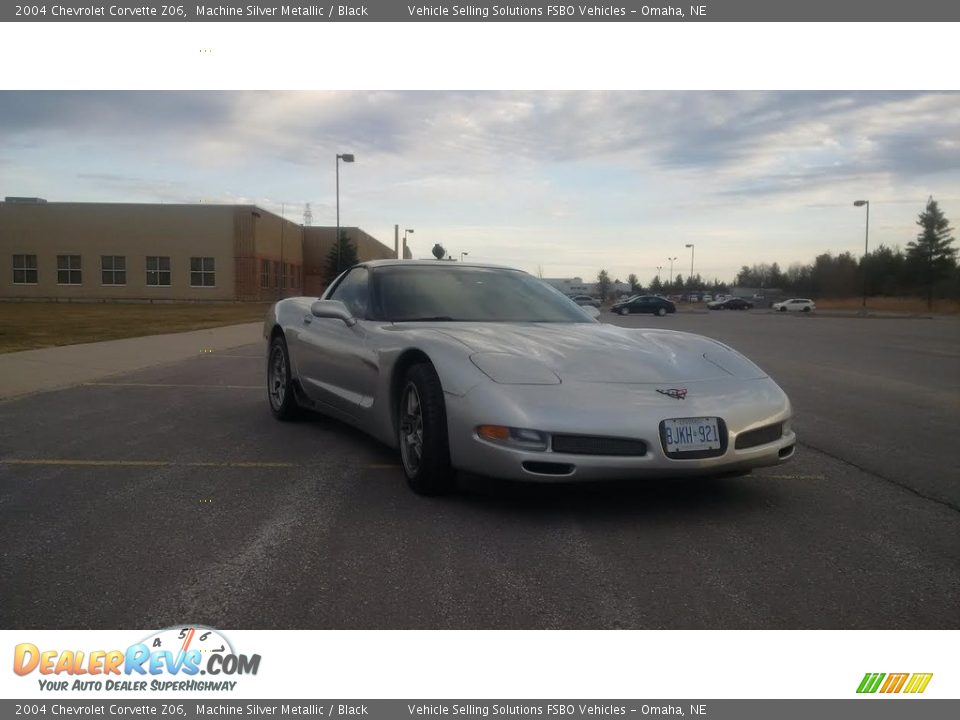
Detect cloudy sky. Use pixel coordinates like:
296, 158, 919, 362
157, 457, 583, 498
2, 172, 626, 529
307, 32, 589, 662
2, 91, 959, 283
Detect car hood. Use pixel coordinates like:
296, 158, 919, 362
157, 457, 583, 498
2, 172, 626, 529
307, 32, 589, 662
419, 323, 766, 383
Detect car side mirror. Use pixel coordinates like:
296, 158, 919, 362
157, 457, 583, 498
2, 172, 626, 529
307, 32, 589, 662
310, 299, 357, 327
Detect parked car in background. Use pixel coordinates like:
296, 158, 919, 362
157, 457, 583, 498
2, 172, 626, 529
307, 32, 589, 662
702, 294, 714, 302
773, 298, 816, 313
707, 297, 754, 311
610, 295, 676, 317
568, 294, 601, 308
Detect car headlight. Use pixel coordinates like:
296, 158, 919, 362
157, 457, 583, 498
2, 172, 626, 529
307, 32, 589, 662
470, 352, 561, 385
477, 425, 549, 451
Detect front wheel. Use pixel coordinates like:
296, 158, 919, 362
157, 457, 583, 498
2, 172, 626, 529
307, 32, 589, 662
779, 307, 787, 312
267, 335, 301, 420
398, 363, 454, 495
619, 307, 630, 316
802, 306, 811, 312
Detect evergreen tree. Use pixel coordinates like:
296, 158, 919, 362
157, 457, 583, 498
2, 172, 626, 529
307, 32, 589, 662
325, 230, 359, 284
596, 269, 612, 302
432, 243, 446, 260
906, 196, 957, 309
627, 273, 640, 293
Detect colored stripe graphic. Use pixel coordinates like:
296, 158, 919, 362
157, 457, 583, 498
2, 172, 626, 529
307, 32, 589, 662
857, 672, 933, 694
880, 673, 909, 693
857, 673, 885, 693
904, 673, 933, 694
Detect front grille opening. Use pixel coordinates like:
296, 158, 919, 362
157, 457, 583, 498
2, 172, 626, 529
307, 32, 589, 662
522, 461, 575, 476
778, 444, 795, 459
735, 423, 783, 450
551, 435, 647, 456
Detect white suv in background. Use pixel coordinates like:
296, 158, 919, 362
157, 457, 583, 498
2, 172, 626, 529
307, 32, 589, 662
773, 298, 816, 313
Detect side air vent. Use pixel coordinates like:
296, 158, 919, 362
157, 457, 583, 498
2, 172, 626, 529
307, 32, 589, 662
735, 423, 783, 450
551, 435, 647, 456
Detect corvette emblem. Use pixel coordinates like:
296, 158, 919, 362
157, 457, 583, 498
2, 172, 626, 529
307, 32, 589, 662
656, 388, 688, 400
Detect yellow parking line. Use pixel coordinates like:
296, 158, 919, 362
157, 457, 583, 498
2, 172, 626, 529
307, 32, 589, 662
0, 459, 297, 468
83, 382, 261, 389
0, 459, 400, 470
761, 474, 826, 480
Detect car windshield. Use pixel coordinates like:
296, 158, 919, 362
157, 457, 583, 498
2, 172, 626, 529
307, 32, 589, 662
373, 265, 591, 323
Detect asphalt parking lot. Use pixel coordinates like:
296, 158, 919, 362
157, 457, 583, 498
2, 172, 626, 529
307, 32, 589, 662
1, 310, 958, 629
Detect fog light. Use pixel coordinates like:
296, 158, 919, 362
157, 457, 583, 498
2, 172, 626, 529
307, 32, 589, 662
477, 425, 548, 451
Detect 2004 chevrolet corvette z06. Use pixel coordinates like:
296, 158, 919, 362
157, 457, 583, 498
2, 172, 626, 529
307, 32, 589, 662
264, 261, 795, 495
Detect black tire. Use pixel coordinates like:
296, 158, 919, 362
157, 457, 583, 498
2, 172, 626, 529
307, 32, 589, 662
779, 307, 787, 312
619, 307, 630, 316
398, 363, 454, 495
802, 306, 811, 313
267, 334, 301, 421
656, 307, 666, 316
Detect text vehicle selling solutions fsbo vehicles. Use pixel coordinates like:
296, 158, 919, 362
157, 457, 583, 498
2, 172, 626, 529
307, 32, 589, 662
264, 261, 795, 494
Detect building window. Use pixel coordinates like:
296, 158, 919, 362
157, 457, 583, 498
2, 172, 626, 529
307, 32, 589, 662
101, 255, 126, 286
57, 255, 82, 285
282, 262, 289, 289
273, 261, 280, 289
190, 257, 215, 287
146, 256, 171, 287
260, 259, 270, 289
12, 254, 38, 284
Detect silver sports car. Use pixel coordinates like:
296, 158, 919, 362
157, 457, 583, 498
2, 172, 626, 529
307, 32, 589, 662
264, 260, 795, 494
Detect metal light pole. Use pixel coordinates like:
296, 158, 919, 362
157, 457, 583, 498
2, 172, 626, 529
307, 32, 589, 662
668, 257, 677, 286
335, 152, 355, 275
685, 243, 695, 281
656, 266, 663, 283
460, 251, 469, 262
854, 200, 869, 309
403, 228, 414, 260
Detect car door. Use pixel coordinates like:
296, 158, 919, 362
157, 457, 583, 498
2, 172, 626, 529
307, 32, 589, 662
296, 267, 379, 416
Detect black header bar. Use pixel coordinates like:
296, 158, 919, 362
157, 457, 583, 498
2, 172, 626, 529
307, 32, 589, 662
4, 1, 959, 22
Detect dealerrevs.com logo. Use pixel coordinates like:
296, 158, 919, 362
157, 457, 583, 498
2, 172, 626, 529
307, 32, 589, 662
857, 673, 933, 694
13, 626, 260, 692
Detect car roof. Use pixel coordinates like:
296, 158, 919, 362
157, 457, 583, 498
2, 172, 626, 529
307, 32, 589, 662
358, 259, 522, 271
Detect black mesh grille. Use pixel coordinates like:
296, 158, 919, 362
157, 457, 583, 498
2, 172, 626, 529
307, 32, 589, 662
551, 435, 647, 456
735, 423, 783, 450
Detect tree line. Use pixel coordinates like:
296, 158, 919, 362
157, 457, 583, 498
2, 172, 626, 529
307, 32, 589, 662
734, 197, 957, 306
597, 197, 957, 307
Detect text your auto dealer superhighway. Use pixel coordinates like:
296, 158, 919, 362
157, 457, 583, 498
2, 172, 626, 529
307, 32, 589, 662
48, 5, 160, 16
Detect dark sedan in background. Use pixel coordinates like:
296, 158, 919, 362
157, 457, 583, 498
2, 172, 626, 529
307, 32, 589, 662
610, 295, 676, 316
707, 297, 754, 310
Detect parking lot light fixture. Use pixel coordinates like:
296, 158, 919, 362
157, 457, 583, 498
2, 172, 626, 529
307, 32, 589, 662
685, 243, 695, 281
668, 257, 677, 285
403, 228, 414, 260
854, 200, 870, 309
335, 153, 355, 275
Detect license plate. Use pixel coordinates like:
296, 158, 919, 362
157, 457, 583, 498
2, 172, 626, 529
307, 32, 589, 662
663, 417, 722, 453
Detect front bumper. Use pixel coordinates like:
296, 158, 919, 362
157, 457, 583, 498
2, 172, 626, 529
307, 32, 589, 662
444, 378, 795, 482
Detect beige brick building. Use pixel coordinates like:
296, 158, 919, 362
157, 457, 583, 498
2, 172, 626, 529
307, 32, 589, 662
0, 199, 394, 302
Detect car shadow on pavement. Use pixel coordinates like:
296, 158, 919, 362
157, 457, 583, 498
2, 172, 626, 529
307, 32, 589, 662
454, 472, 770, 520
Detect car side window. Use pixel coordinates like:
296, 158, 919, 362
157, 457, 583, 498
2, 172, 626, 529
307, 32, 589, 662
329, 267, 370, 319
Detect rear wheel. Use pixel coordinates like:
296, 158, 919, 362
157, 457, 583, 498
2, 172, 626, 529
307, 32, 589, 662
398, 363, 454, 495
267, 335, 301, 420
656, 307, 667, 316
